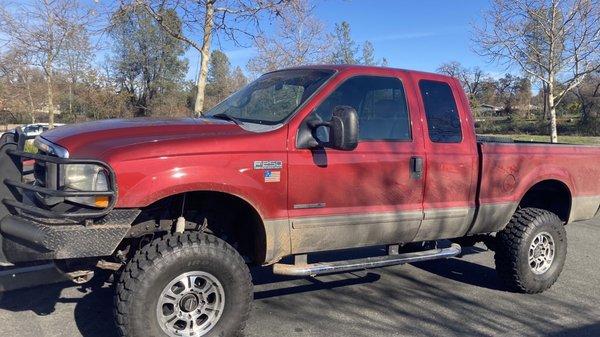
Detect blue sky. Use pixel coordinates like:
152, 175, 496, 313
204, 0, 510, 80
5, 0, 509, 80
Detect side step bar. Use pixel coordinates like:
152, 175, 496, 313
273, 243, 461, 276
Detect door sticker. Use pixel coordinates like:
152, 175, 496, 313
264, 170, 281, 183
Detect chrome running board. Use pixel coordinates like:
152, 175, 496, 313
273, 243, 461, 276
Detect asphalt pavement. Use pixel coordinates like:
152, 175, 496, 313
1, 219, 599, 337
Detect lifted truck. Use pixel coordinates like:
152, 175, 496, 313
2, 65, 600, 337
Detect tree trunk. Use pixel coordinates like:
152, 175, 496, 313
68, 81, 73, 120
548, 80, 558, 143
25, 80, 35, 124
542, 83, 549, 121
44, 0, 55, 128
46, 66, 55, 128
194, 0, 215, 116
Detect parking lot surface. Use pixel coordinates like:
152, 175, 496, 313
1, 219, 599, 337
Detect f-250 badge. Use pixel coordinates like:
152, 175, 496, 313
253, 160, 283, 170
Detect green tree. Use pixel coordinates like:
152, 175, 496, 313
515, 77, 533, 118
204, 52, 248, 109
136, 0, 284, 115
205, 50, 232, 108
231, 66, 248, 92
331, 21, 358, 64
109, 6, 188, 117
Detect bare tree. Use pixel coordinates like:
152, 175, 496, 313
59, 25, 94, 120
437, 61, 485, 105
474, 0, 600, 142
0, 0, 95, 127
574, 71, 600, 124
134, 0, 285, 115
247, 0, 331, 74
0, 48, 42, 124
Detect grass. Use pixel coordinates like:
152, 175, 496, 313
480, 134, 600, 145
24, 141, 38, 153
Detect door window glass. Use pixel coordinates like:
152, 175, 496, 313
312, 76, 411, 141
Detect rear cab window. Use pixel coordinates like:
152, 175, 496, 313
419, 80, 462, 143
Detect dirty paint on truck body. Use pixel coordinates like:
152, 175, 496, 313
2, 65, 600, 267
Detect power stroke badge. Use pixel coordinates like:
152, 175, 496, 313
253, 160, 283, 170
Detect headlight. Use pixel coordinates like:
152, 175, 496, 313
62, 164, 110, 208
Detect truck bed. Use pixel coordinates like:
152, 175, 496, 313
469, 137, 600, 235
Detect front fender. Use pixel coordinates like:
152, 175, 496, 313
111, 154, 288, 220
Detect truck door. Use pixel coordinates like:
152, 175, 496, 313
287, 72, 426, 254
412, 75, 478, 241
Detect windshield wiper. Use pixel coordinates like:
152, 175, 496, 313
209, 113, 242, 126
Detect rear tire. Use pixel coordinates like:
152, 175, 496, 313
115, 232, 252, 337
494, 207, 567, 293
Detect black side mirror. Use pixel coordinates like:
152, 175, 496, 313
327, 106, 359, 150
302, 105, 359, 151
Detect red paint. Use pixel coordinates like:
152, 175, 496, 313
479, 142, 600, 204
40, 65, 600, 222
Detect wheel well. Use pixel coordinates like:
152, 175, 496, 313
519, 180, 571, 222
130, 191, 266, 264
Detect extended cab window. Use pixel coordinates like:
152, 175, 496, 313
313, 76, 411, 141
419, 80, 462, 143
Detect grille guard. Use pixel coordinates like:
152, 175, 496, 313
0, 128, 117, 220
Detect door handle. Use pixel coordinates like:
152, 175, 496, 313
410, 156, 423, 180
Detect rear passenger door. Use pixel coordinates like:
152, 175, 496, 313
412, 75, 478, 241
288, 72, 426, 253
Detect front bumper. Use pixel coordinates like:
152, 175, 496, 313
0, 130, 138, 266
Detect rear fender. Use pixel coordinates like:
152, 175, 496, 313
515, 168, 573, 204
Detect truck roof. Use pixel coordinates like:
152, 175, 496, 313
270, 64, 455, 82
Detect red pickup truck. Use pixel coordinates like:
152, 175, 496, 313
1, 65, 600, 337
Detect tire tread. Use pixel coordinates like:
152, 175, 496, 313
495, 207, 566, 293
114, 232, 252, 337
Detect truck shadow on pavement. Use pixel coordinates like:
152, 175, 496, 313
0, 271, 120, 336
410, 246, 507, 291
0, 247, 598, 337
546, 323, 600, 337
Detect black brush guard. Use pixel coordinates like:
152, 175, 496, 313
0, 129, 139, 266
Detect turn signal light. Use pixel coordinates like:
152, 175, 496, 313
94, 196, 109, 208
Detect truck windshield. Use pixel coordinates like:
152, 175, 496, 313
204, 69, 334, 125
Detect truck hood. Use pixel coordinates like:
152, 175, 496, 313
41, 117, 253, 160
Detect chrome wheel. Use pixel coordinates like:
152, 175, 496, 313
157, 271, 225, 337
528, 232, 555, 275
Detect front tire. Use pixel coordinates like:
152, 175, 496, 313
494, 208, 567, 293
115, 233, 252, 337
